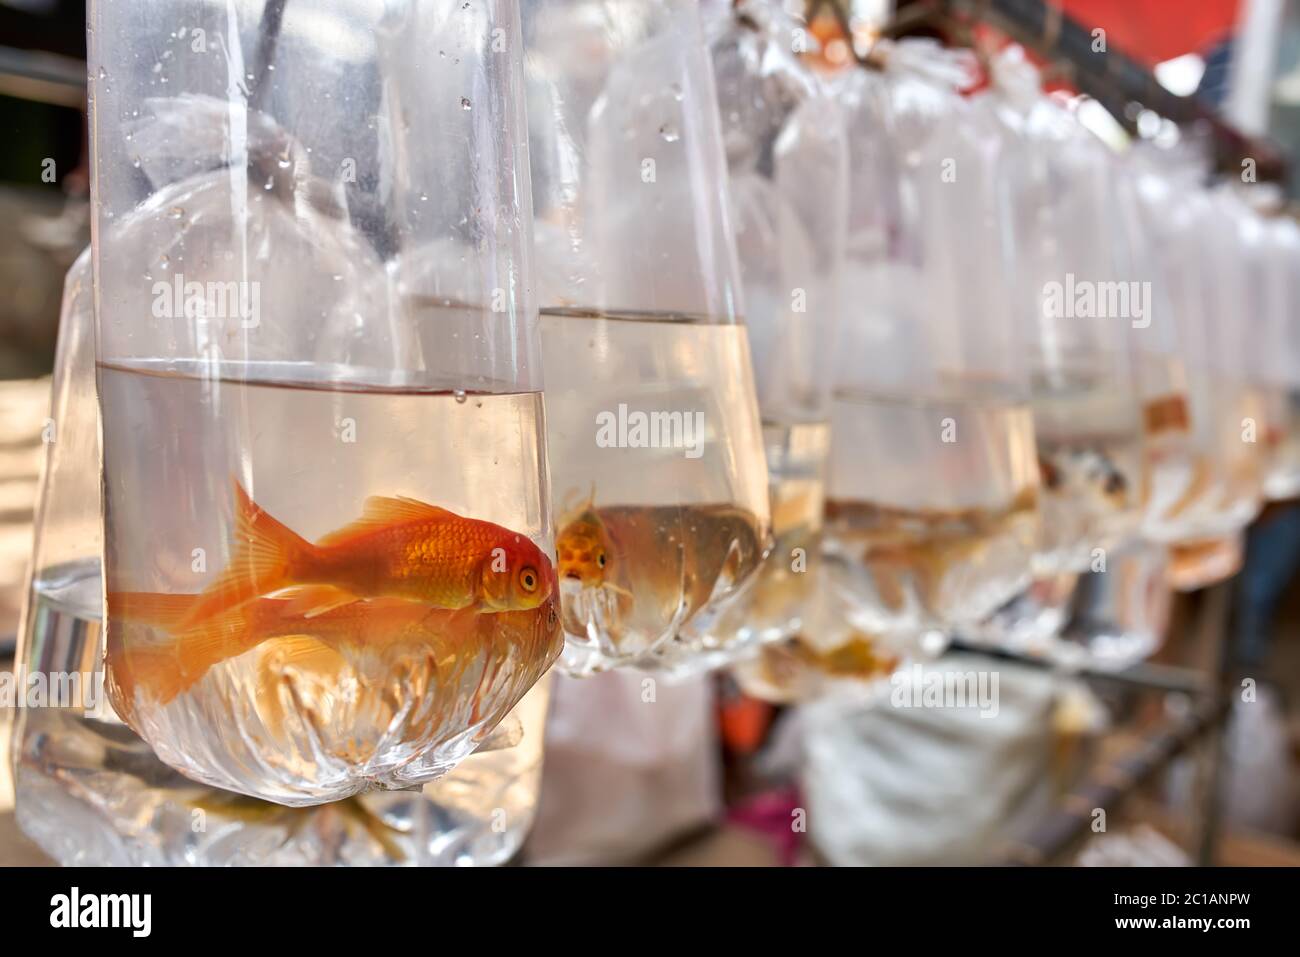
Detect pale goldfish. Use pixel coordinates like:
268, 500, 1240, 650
555, 488, 622, 593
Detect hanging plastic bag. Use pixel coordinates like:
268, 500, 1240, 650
12, 251, 554, 865
821, 42, 1039, 662
91, 1, 560, 804
1129, 143, 1265, 586
523, 0, 771, 674
641, 0, 846, 677
974, 47, 1145, 576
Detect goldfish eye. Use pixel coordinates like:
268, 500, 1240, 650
520, 567, 538, 592
597, 552, 606, 568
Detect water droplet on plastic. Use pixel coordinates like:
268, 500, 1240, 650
454, 390, 468, 404
159, 255, 170, 270
460, 97, 472, 111
168, 206, 184, 219
420, 193, 428, 202
264, 177, 274, 191
97, 67, 107, 80
669, 83, 683, 101
659, 123, 679, 142
332, 274, 343, 282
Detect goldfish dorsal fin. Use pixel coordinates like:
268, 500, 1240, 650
316, 496, 457, 547
559, 483, 600, 526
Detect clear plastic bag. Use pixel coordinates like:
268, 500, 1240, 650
523, 0, 771, 673
1129, 144, 1265, 586
975, 48, 1144, 575
12, 251, 553, 865
646, 0, 846, 676
1253, 211, 1300, 500
91, 1, 559, 804
821, 43, 1039, 658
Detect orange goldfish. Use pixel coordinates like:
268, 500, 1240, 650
171, 482, 556, 628
108, 586, 559, 707
108, 589, 473, 704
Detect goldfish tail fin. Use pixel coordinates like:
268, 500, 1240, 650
180, 480, 316, 627
111, 642, 188, 706
108, 591, 197, 629
115, 603, 270, 705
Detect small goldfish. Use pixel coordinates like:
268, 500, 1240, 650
555, 487, 620, 591
555, 487, 642, 604
1038, 449, 1129, 506
172, 482, 556, 628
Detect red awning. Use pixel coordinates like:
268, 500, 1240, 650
1052, 0, 1241, 65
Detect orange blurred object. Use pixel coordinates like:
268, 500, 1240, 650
719, 688, 775, 755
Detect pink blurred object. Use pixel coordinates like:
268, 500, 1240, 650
726, 787, 805, 867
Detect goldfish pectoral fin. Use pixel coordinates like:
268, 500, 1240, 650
602, 581, 634, 599
315, 495, 455, 548
261, 635, 346, 673
274, 584, 362, 619
447, 605, 481, 635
